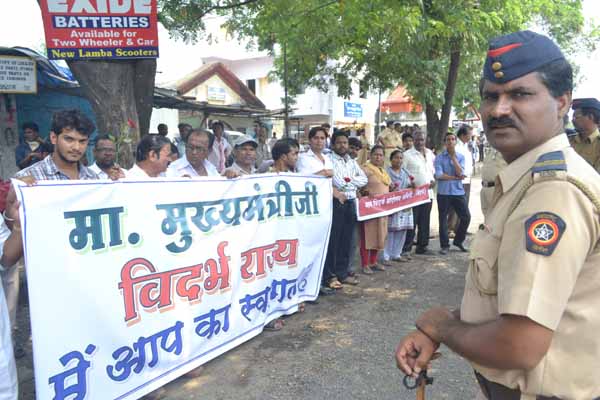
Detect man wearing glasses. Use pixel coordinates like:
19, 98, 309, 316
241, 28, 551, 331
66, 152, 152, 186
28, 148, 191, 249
166, 129, 219, 177
89, 135, 126, 180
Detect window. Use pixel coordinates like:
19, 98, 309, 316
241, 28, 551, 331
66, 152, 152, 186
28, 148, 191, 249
246, 79, 256, 94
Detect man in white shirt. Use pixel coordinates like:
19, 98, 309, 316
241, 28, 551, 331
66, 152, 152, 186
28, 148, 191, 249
296, 127, 334, 176
449, 125, 474, 233
402, 132, 436, 255
166, 130, 219, 177
323, 131, 368, 291
207, 121, 231, 173
174, 123, 192, 157
88, 135, 126, 180
127, 134, 172, 179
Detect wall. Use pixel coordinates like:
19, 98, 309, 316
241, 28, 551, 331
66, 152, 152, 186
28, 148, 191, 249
0, 89, 96, 178
149, 107, 179, 139
183, 75, 244, 106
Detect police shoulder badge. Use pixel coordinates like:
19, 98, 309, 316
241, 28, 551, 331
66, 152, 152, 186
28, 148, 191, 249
525, 212, 566, 256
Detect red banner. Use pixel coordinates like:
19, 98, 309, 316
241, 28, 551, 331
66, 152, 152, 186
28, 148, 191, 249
40, 0, 159, 60
356, 184, 432, 221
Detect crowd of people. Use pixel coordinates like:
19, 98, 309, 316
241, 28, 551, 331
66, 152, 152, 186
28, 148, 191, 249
4, 28, 600, 400
0, 104, 485, 398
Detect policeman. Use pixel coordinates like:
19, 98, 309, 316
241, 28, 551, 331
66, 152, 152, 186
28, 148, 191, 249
395, 30, 600, 400
570, 97, 600, 170
378, 120, 402, 167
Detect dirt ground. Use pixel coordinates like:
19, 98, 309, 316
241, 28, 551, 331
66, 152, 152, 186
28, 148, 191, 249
16, 177, 485, 400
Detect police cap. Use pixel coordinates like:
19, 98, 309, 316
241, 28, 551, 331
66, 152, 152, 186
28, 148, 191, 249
572, 98, 600, 112
483, 30, 565, 84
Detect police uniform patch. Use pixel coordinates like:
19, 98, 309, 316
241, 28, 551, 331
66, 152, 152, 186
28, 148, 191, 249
525, 212, 566, 256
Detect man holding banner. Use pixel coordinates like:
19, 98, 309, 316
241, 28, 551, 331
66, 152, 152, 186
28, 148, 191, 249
0, 188, 24, 400
15, 110, 97, 182
323, 130, 367, 290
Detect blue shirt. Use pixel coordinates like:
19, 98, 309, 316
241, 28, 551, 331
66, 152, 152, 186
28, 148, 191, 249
434, 150, 465, 196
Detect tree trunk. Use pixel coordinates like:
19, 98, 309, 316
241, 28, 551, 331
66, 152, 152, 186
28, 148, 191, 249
425, 102, 441, 148
66, 59, 156, 169
134, 59, 157, 138
436, 38, 462, 146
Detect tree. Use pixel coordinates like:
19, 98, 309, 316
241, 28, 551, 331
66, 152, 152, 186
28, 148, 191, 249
217, 0, 594, 147
35, 0, 257, 167
66, 60, 156, 168
36, 0, 160, 167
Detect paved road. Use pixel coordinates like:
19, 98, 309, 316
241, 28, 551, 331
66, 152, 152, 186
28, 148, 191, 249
17, 177, 485, 400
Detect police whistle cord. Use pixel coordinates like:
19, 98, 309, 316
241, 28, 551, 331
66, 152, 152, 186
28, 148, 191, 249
403, 370, 433, 400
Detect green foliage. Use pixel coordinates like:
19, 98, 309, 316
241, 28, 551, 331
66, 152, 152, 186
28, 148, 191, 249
159, 0, 594, 120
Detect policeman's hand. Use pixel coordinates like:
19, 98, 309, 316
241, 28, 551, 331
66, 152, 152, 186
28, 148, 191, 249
395, 330, 439, 377
415, 306, 456, 343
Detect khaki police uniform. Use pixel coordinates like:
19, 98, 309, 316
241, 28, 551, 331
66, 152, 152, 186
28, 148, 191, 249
461, 134, 600, 399
569, 128, 600, 169
378, 128, 402, 167
480, 148, 507, 219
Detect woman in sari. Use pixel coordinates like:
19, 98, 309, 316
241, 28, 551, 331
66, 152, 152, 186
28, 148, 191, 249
360, 145, 391, 274
384, 150, 415, 263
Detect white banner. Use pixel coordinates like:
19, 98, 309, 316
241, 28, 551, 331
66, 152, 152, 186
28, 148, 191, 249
15, 174, 332, 400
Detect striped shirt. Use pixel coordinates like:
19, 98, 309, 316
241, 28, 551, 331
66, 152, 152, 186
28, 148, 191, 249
14, 155, 98, 181
329, 151, 368, 199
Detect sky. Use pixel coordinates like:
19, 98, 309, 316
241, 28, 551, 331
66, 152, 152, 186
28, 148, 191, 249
0, 1, 599, 97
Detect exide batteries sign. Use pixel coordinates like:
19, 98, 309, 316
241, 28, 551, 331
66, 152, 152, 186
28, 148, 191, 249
40, 0, 159, 60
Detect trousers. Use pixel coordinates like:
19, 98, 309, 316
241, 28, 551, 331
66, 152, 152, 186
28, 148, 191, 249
475, 371, 598, 400
403, 201, 432, 253
323, 199, 356, 282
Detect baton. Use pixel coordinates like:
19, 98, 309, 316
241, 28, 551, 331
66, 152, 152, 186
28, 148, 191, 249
402, 352, 441, 400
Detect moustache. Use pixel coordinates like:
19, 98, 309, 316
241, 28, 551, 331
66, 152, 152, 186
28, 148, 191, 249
487, 117, 516, 129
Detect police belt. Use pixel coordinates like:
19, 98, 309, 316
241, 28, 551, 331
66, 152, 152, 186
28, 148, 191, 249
482, 181, 495, 188
475, 371, 600, 400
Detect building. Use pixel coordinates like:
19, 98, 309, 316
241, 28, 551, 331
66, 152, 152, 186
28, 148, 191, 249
203, 54, 383, 143
172, 61, 269, 134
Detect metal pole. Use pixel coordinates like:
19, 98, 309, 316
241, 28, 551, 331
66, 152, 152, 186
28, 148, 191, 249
283, 42, 289, 138
377, 86, 382, 138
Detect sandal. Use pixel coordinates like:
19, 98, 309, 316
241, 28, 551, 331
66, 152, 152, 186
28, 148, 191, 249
264, 319, 285, 331
372, 264, 386, 272
327, 277, 343, 290
362, 266, 374, 275
341, 276, 360, 285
